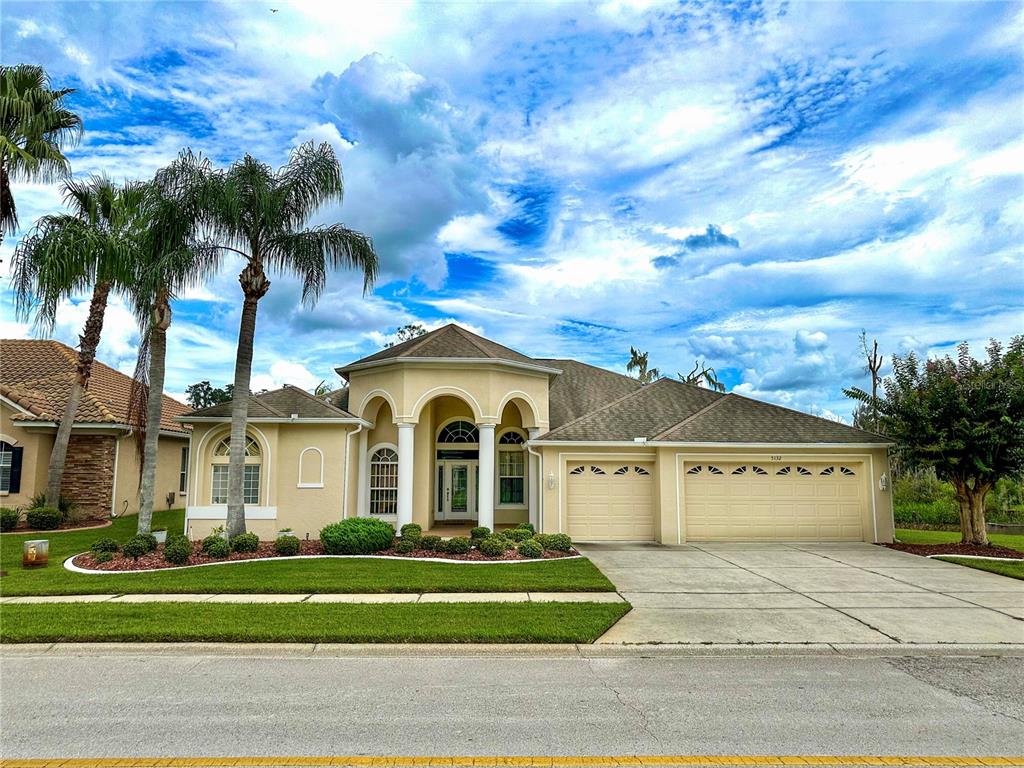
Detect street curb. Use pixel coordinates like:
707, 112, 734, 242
3, 642, 1023, 659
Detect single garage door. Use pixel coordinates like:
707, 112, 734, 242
566, 462, 655, 541
684, 462, 866, 541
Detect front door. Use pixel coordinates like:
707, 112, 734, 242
438, 460, 478, 520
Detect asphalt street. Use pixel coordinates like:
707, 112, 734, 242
1, 646, 1022, 762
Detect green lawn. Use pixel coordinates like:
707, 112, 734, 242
0, 601, 631, 644
895, 528, 1024, 552
937, 558, 1024, 581
0, 509, 615, 595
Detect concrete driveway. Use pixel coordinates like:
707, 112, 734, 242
578, 542, 1024, 645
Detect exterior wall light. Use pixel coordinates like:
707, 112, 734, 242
547, 472, 556, 490
879, 474, 888, 491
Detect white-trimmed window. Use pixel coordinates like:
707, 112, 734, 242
498, 430, 526, 505
0, 442, 13, 493
179, 446, 189, 493
369, 447, 398, 515
210, 435, 261, 504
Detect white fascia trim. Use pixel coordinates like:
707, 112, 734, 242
338, 357, 562, 377
533, 440, 893, 448
14, 420, 189, 438
0, 394, 36, 417
178, 416, 370, 425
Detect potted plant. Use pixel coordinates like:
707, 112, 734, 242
278, 527, 297, 538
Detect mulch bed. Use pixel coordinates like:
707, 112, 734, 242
71, 539, 577, 571
884, 542, 1024, 559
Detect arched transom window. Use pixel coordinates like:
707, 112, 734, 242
438, 420, 479, 444
210, 435, 262, 504
369, 447, 399, 515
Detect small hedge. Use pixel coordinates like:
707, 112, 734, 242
419, 535, 442, 551
532, 533, 553, 549
90, 538, 119, 554
92, 550, 114, 564
163, 535, 192, 565
274, 535, 301, 556
0, 507, 19, 532
230, 532, 260, 552
399, 523, 422, 542
478, 535, 508, 557
504, 528, 532, 542
517, 539, 543, 559
122, 535, 154, 560
395, 538, 417, 554
443, 536, 471, 555
320, 517, 396, 555
203, 536, 230, 559
546, 533, 573, 552
516, 522, 536, 535
25, 506, 61, 530
136, 533, 159, 553
470, 526, 490, 540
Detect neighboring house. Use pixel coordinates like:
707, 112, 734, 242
0, 340, 191, 517
180, 324, 894, 544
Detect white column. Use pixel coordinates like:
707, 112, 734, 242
527, 428, 540, 530
397, 422, 415, 530
477, 423, 496, 532
356, 428, 369, 517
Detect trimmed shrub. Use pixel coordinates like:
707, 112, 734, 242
163, 535, 192, 565
399, 523, 422, 542
515, 522, 536, 535
395, 538, 417, 554
478, 535, 508, 557
274, 535, 301, 556
419, 535, 442, 551
517, 539, 543, 559
90, 538, 119, 554
25, 506, 61, 530
443, 536, 471, 555
136, 533, 159, 553
203, 536, 230, 559
504, 528, 532, 542
28, 492, 76, 520
122, 535, 153, 559
532, 533, 552, 549
92, 550, 114, 564
1, 507, 20, 531
320, 517, 396, 555
546, 533, 573, 552
230, 532, 260, 553
469, 526, 490, 540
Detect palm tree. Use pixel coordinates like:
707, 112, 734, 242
10, 176, 146, 506
1, 64, 83, 238
184, 142, 377, 536
679, 360, 726, 392
130, 157, 220, 534
627, 346, 660, 384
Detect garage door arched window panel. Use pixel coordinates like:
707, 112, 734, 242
438, 421, 479, 444
796, 466, 812, 476
686, 465, 703, 475
614, 466, 629, 475
210, 434, 262, 504
731, 465, 748, 475
776, 466, 791, 476
569, 466, 586, 475
707, 465, 723, 475
840, 466, 856, 476
590, 465, 606, 475
820, 466, 835, 476
369, 447, 399, 515
751, 466, 768, 475
634, 466, 650, 475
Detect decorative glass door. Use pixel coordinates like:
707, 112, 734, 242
439, 460, 478, 520
450, 465, 469, 515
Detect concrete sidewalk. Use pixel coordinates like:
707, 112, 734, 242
0, 591, 627, 604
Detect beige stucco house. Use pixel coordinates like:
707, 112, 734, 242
180, 324, 894, 544
0, 339, 191, 517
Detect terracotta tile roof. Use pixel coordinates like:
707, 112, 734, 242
184, 384, 357, 419
0, 339, 190, 434
339, 323, 546, 372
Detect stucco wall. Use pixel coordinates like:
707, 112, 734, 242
0, 404, 53, 510
112, 433, 190, 517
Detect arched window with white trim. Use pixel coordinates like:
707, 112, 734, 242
369, 447, 398, 515
211, 435, 261, 504
497, 429, 526, 505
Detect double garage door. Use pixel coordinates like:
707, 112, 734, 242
564, 459, 868, 542
684, 461, 866, 541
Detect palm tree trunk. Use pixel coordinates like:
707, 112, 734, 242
225, 263, 270, 538
45, 280, 110, 506
137, 295, 171, 534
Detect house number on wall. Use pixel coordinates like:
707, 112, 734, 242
770, 455, 783, 461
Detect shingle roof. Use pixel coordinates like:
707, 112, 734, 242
539, 358, 642, 429
0, 339, 190, 434
538, 377, 722, 441
339, 323, 547, 372
655, 392, 890, 444
183, 384, 357, 420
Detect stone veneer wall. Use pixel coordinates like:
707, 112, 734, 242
61, 434, 116, 517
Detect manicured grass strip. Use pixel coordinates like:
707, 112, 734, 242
937, 557, 1024, 581
895, 528, 1024, 552
0, 509, 616, 595
0, 602, 631, 644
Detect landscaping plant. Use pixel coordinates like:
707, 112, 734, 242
163, 535, 192, 565
202, 536, 230, 559
25, 507, 61, 530
478, 536, 508, 557
395, 538, 417, 554
89, 538, 119, 554
320, 518, 395, 555
517, 539, 543, 559
470, 526, 490, 540
546, 533, 573, 552
443, 536, 471, 555
273, 535, 300, 556
516, 523, 535, 535
504, 528, 532, 542
122, 535, 152, 560
419, 535, 442, 551
229, 532, 260, 552
0, 507, 19, 531
399, 523, 422, 543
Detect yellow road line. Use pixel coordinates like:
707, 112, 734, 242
0, 760, 1009, 767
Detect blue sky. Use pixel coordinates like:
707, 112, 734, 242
1, 0, 1022, 420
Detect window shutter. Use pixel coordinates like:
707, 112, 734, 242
9, 447, 23, 493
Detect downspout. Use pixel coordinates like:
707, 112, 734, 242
526, 439, 543, 533
342, 423, 364, 520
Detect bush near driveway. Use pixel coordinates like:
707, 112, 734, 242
320, 517, 395, 555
